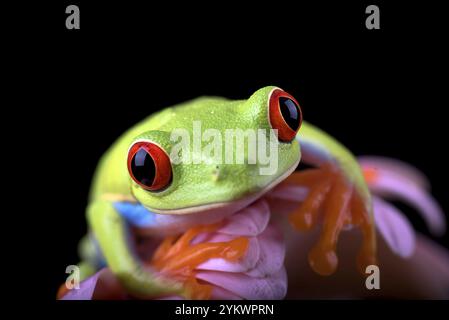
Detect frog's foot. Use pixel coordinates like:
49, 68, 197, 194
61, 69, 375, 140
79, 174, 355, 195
284, 164, 376, 276
148, 223, 249, 299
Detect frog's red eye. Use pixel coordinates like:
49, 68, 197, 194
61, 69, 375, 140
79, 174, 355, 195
127, 141, 172, 191
268, 88, 303, 142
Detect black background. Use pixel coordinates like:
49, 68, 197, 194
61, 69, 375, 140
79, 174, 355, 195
11, 0, 449, 307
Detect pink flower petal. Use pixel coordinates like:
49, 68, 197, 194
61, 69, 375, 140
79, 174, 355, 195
196, 223, 285, 276
61, 268, 126, 300
246, 223, 286, 277
360, 157, 446, 235
61, 272, 101, 300
196, 267, 288, 300
210, 286, 242, 300
157, 295, 183, 300
157, 286, 243, 300
359, 156, 430, 190
218, 198, 271, 237
373, 196, 416, 257
265, 184, 309, 216
268, 184, 309, 202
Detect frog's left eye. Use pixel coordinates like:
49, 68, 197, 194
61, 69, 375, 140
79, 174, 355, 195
268, 88, 303, 142
127, 141, 172, 191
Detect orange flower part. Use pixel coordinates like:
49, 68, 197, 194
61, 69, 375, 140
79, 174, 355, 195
148, 223, 249, 299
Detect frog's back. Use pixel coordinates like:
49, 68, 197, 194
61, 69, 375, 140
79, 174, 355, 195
89, 96, 233, 201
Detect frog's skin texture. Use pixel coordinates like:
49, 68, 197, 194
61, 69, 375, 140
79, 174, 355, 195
74, 86, 375, 299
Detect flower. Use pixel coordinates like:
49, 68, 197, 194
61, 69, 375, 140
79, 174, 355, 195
61, 157, 449, 300
61, 199, 288, 300
266, 157, 449, 298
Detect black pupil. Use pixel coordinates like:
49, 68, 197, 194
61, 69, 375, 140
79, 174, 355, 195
279, 97, 300, 131
131, 148, 156, 187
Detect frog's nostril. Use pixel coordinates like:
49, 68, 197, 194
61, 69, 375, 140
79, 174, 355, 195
211, 165, 221, 182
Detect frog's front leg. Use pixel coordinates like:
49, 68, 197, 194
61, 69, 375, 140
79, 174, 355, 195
284, 122, 377, 275
87, 199, 184, 298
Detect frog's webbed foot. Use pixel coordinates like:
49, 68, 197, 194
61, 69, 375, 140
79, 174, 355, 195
284, 164, 376, 276
148, 223, 249, 299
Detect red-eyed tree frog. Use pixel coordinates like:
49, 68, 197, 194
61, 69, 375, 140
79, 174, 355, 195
65, 86, 377, 299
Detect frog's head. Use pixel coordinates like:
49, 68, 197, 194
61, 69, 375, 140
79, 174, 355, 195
127, 86, 302, 215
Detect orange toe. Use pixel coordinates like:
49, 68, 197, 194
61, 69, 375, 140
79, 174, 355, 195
288, 177, 333, 231
286, 164, 377, 276
351, 193, 377, 274
309, 174, 353, 275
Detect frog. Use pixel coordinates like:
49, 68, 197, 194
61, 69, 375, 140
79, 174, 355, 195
63, 86, 377, 299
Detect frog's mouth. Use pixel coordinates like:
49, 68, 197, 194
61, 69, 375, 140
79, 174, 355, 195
146, 158, 300, 217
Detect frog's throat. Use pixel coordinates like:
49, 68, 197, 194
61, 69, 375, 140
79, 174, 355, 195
146, 158, 300, 216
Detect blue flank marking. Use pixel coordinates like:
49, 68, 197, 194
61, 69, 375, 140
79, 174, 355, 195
113, 202, 156, 227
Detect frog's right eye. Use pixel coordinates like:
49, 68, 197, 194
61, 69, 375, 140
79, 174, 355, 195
127, 141, 172, 191
268, 88, 302, 142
